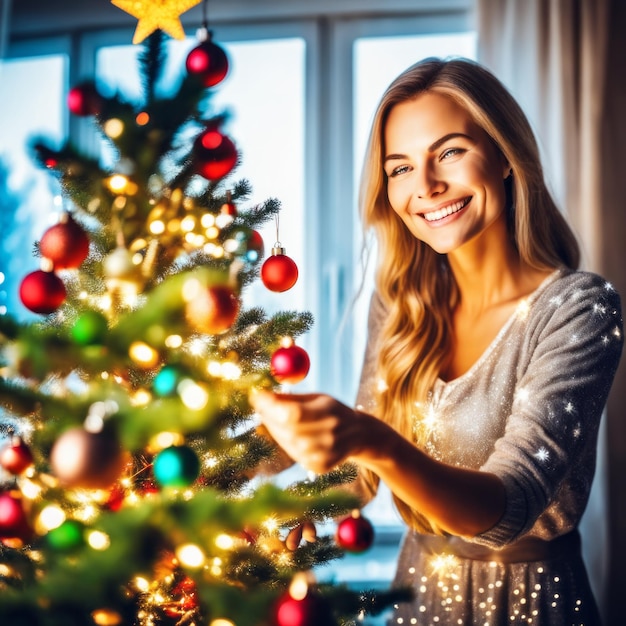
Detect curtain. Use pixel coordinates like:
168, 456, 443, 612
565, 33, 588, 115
475, 0, 626, 622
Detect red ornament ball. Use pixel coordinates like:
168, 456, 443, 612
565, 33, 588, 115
39, 214, 90, 269
0, 492, 32, 543
186, 39, 229, 87
193, 128, 238, 181
67, 81, 103, 117
270, 345, 310, 384
335, 511, 375, 553
186, 284, 240, 335
274, 589, 335, 626
261, 254, 298, 292
49, 426, 126, 490
19, 270, 66, 315
0, 438, 34, 475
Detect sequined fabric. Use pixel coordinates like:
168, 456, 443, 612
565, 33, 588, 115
356, 269, 623, 625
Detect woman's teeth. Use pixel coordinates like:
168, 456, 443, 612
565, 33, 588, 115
422, 197, 470, 222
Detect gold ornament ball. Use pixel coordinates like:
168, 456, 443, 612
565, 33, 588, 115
50, 427, 127, 490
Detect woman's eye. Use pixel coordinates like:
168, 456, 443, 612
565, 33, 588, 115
441, 148, 464, 160
389, 165, 410, 177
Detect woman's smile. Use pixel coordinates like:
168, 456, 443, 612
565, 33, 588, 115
419, 196, 472, 223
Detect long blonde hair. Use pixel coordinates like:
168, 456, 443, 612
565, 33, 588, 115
358, 58, 580, 533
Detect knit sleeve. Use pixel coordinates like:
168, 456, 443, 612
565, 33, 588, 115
476, 272, 623, 548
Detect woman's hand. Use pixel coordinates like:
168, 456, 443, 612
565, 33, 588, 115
285, 521, 317, 551
249, 390, 367, 474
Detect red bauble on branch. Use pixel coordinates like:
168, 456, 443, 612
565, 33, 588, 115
0, 438, 34, 475
261, 245, 298, 292
19, 269, 66, 314
67, 81, 103, 117
0, 491, 32, 544
186, 30, 229, 88
193, 127, 238, 181
335, 510, 375, 553
39, 213, 90, 270
186, 284, 240, 335
270, 342, 310, 384
273, 578, 335, 626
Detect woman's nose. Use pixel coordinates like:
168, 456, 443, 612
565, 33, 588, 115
415, 164, 446, 198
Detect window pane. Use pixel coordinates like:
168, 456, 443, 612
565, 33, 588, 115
0, 55, 67, 317
96, 37, 306, 318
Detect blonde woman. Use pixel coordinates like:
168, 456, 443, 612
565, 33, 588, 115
251, 58, 623, 624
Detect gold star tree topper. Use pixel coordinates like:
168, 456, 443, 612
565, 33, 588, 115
111, 0, 203, 44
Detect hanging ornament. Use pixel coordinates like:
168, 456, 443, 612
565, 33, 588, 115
270, 340, 310, 384
153, 445, 200, 488
0, 437, 34, 475
185, 284, 240, 335
67, 81, 103, 117
39, 213, 90, 269
193, 127, 238, 181
0, 491, 32, 544
261, 218, 298, 291
46, 519, 85, 552
273, 574, 335, 626
71, 310, 109, 346
335, 510, 374, 553
49, 425, 126, 490
186, 28, 229, 88
111, 0, 203, 44
19, 269, 66, 315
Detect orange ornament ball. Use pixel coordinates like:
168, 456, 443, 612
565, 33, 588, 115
186, 285, 240, 334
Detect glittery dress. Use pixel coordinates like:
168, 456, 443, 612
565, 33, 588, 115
355, 269, 623, 626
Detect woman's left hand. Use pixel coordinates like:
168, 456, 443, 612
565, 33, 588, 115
249, 390, 366, 474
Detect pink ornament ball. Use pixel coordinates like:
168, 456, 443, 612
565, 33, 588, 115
335, 511, 375, 553
270, 345, 310, 384
274, 588, 335, 626
0, 491, 32, 543
186, 39, 229, 87
67, 81, 103, 117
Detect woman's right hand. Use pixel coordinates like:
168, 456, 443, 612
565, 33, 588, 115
285, 521, 317, 551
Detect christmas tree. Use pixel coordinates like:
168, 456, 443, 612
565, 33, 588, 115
0, 29, 407, 626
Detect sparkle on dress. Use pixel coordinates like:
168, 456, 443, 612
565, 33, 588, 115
356, 270, 623, 625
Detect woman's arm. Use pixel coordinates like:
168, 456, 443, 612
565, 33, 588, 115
250, 390, 506, 538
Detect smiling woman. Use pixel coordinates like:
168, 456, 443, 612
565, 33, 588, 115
251, 57, 623, 625
383, 93, 510, 255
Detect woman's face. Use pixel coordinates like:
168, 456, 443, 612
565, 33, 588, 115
383, 91, 510, 255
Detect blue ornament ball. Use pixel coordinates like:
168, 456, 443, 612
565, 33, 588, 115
153, 365, 185, 397
153, 445, 200, 488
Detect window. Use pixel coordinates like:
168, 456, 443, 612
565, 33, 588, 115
0, 46, 68, 316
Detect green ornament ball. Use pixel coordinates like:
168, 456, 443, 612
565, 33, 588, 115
47, 519, 85, 551
71, 310, 108, 345
153, 445, 200, 488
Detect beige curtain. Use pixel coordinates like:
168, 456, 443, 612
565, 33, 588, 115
475, 0, 626, 622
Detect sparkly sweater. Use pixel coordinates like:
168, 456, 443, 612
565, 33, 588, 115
356, 269, 623, 548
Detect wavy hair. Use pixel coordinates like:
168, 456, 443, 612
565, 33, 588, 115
358, 58, 580, 533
